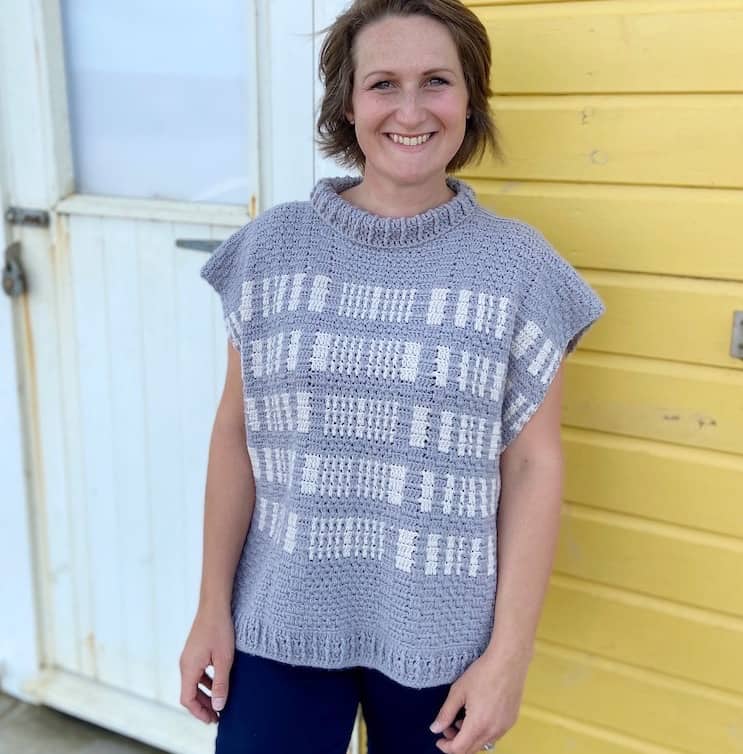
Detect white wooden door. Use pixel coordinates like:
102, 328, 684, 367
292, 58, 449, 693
0, 1, 357, 752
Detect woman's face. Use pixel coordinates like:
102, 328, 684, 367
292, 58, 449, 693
346, 14, 470, 190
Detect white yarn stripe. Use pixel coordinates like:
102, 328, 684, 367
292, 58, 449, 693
419, 470, 435, 512
296, 392, 311, 432
434, 345, 450, 387
454, 289, 471, 327
245, 397, 261, 432
395, 528, 417, 572
308, 275, 331, 312
468, 538, 482, 577
247, 445, 261, 479
283, 511, 298, 554
410, 405, 430, 448
528, 338, 553, 378
425, 533, 441, 575
437, 410, 454, 452
488, 361, 506, 402
494, 296, 510, 338
427, 288, 449, 325
443, 474, 455, 515
239, 279, 253, 322
287, 272, 305, 311
511, 320, 542, 359
474, 292, 488, 332
458, 350, 469, 392
249, 338, 262, 378
487, 419, 502, 460
287, 330, 301, 371
274, 274, 289, 314
503, 393, 527, 424
541, 349, 562, 385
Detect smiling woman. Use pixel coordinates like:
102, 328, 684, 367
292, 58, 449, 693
341, 14, 471, 211
184, 2, 606, 754
317, 0, 502, 182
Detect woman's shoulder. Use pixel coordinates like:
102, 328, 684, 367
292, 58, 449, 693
246, 198, 314, 236
469, 203, 572, 271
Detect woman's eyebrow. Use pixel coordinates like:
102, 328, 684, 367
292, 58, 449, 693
362, 68, 457, 82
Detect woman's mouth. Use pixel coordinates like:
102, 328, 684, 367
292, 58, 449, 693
385, 132, 435, 147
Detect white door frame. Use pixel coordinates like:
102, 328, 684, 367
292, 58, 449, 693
0, 0, 73, 701
0, 145, 41, 704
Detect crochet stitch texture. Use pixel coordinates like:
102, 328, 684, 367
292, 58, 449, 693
199, 175, 606, 688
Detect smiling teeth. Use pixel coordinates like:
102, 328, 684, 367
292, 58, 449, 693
389, 133, 432, 145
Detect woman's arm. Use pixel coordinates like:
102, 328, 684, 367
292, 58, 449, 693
484, 360, 566, 665
428, 363, 568, 749
180, 340, 255, 723
199, 340, 256, 610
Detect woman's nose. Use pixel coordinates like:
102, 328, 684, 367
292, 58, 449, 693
395, 91, 426, 126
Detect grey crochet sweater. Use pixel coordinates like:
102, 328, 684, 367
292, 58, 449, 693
199, 175, 606, 688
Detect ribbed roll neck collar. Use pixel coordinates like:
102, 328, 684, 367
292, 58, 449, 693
310, 175, 478, 248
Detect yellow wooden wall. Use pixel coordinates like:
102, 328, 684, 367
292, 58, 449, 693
457, 1, 743, 752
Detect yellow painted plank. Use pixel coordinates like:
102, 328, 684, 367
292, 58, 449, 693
556, 506, 743, 617
469, 179, 743, 282
460, 95, 743, 188
465, 0, 593, 5
495, 711, 648, 754
540, 577, 743, 695
578, 272, 743, 370
474, 1, 743, 93
527, 644, 743, 754
563, 430, 743, 540
563, 354, 743, 455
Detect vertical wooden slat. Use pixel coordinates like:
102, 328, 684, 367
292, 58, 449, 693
137, 219, 188, 704
173, 222, 219, 632
102, 216, 159, 698
49, 215, 89, 676
69, 215, 126, 685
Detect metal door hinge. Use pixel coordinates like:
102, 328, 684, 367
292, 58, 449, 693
732, 311, 743, 360
5, 206, 50, 227
3, 241, 27, 297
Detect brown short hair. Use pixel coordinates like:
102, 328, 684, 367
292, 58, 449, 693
315, 0, 502, 173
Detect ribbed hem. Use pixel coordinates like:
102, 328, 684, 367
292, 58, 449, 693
233, 610, 484, 689
310, 175, 478, 249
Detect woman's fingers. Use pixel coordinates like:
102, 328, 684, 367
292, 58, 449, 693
181, 676, 217, 724
196, 688, 219, 723
210, 653, 233, 712
180, 657, 219, 724
441, 724, 459, 740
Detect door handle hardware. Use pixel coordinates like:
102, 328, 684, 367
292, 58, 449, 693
3, 241, 27, 297
175, 239, 222, 253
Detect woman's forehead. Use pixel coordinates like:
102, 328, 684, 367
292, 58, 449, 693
353, 15, 461, 72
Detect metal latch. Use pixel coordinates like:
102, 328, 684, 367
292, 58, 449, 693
175, 239, 222, 253
5, 206, 50, 228
3, 241, 27, 297
732, 311, 743, 360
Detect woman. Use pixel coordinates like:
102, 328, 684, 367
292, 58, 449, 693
180, 1, 606, 753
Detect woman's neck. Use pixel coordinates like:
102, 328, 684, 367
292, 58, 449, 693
339, 173, 455, 218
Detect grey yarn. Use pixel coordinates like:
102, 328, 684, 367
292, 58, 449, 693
199, 175, 606, 688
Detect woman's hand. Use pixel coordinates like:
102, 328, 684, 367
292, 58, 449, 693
179, 603, 235, 724
429, 645, 532, 753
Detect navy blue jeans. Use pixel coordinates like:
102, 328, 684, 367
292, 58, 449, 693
214, 649, 466, 754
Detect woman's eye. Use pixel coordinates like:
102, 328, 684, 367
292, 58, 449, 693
370, 77, 448, 90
